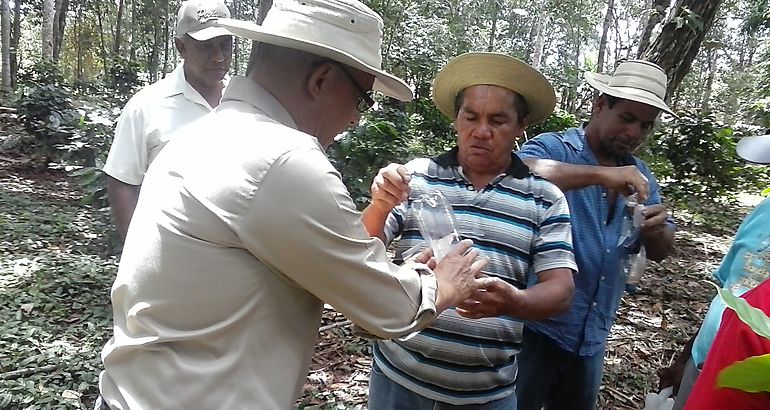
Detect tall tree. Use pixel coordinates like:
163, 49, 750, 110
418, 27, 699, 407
9, 0, 18, 86
596, 0, 614, 72
248, 0, 273, 73
527, 0, 548, 68
637, 0, 670, 57
640, 0, 724, 97
52, 0, 69, 61
1, 0, 9, 93
113, 0, 125, 56
42, 0, 55, 61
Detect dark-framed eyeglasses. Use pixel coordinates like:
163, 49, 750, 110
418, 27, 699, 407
335, 62, 375, 113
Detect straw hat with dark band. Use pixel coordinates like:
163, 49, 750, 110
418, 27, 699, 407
585, 60, 677, 118
431, 52, 556, 125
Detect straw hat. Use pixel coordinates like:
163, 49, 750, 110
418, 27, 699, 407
214, 0, 412, 101
176, 0, 233, 41
737, 134, 770, 164
431, 52, 556, 125
585, 60, 677, 118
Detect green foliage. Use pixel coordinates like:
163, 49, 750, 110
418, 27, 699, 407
104, 58, 144, 105
17, 59, 67, 88
712, 283, 770, 393
718, 354, 770, 392
529, 109, 580, 137
0, 185, 116, 409
329, 102, 416, 206
16, 83, 79, 162
648, 112, 768, 204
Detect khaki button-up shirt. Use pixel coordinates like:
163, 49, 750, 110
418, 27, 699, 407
99, 76, 439, 409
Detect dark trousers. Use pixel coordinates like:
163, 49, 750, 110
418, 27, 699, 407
515, 327, 605, 410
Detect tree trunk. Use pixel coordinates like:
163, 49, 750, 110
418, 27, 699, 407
113, 0, 125, 57
596, 0, 614, 73
42, 0, 55, 61
232, 0, 239, 75
637, 0, 670, 58
9, 0, 18, 86
487, 0, 499, 52
96, 3, 108, 74
161, 0, 169, 78
699, 46, 716, 114
75, 4, 83, 83
528, 0, 547, 69
248, 0, 273, 71
640, 0, 724, 98
130, 0, 137, 61
1, 0, 10, 93
52, 0, 69, 61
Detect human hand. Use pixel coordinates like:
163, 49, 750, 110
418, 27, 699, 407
598, 165, 649, 202
432, 239, 489, 313
405, 246, 437, 270
370, 163, 411, 214
641, 204, 669, 237
455, 277, 520, 319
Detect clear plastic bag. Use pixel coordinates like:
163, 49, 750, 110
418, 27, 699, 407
412, 191, 460, 261
643, 386, 674, 410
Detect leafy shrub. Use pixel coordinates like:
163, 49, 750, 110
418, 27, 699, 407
329, 100, 416, 206
104, 57, 143, 105
529, 109, 580, 137
16, 84, 79, 162
16, 59, 66, 88
648, 111, 769, 205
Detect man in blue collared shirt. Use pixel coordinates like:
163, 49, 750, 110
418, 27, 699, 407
515, 60, 677, 410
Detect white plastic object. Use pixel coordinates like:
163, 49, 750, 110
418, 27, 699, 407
626, 245, 647, 285
412, 191, 460, 261
643, 386, 674, 410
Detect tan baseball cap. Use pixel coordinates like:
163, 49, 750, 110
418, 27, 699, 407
176, 0, 233, 41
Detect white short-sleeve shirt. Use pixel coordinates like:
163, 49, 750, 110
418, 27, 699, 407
102, 64, 220, 185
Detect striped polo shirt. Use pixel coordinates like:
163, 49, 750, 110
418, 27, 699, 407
374, 148, 577, 405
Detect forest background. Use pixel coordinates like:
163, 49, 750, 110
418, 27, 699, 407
1, 0, 770, 408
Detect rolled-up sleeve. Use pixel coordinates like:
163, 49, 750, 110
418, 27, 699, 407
235, 146, 439, 339
103, 99, 148, 186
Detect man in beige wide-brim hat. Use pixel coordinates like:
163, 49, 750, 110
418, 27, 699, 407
515, 60, 677, 410
97, 1, 492, 409
361, 52, 577, 408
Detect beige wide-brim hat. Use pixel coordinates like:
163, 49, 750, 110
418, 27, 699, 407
585, 60, 678, 118
737, 134, 770, 164
431, 52, 556, 125
214, 0, 412, 101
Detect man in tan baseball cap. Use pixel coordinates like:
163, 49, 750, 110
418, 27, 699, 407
97, 1, 490, 409
515, 60, 677, 410
103, 0, 234, 239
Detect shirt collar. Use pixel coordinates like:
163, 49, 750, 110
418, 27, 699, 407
161, 64, 229, 109
434, 147, 530, 179
220, 76, 298, 130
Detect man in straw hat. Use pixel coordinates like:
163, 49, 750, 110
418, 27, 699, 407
515, 60, 677, 409
362, 52, 577, 408
659, 132, 770, 410
104, 0, 234, 239
96, 1, 491, 409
